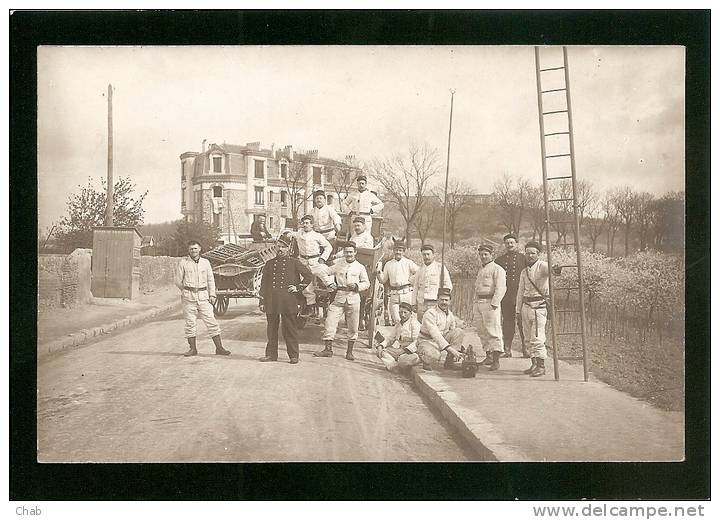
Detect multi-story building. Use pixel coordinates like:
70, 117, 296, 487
180, 141, 363, 244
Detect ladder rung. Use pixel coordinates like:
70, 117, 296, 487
548, 219, 574, 225
556, 286, 580, 291
542, 110, 568, 115
548, 197, 574, 202
539, 66, 565, 72
545, 153, 571, 159
556, 331, 584, 336
557, 264, 578, 268
541, 88, 567, 94
544, 131, 570, 137
547, 175, 573, 180
557, 356, 584, 361
554, 309, 581, 313
553, 243, 577, 248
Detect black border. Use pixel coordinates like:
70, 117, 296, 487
11, 10, 710, 500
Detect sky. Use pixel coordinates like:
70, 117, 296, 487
37, 45, 685, 230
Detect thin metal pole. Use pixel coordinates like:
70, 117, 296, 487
534, 47, 560, 381
439, 89, 455, 289
563, 47, 590, 382
105, 84, 114, 226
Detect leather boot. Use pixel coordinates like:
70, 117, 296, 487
183, 337, 197, 357
212, 335, 231, 355
488, 351, 501, 371
314, 340, 334, 357
523, 357, 537, 374
444, 351, 457, 369
530, 358, 546, 377
482, 352, 494, 366
345, 340, 355, 361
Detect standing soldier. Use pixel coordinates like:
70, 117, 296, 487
377, 238, 418, 325
417, 288, 465, 371
294, 214, 332, 316
349, 216, 375, 249
258, 234, 313, 364
174, 240, 231, 357
314, 242, 370, 361
311, 190, 342, 246
343, 174, 384, 229
413, 244, 452, 321
515, 241, 560, 378
473, 244, 507, 371
495, 233, 528, 357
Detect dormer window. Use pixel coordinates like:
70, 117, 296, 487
280, 163, 288, 179
212, 156, 222, 173
254, 159, 265, 179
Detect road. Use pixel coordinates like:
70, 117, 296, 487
38, 300, 477, 462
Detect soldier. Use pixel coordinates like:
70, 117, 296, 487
314, 241, 370, 361
377, 238, 418, 324
343, 174, 384, 229
174, 240, 231, 357
258, 234, 314, 364
417, 288, 465, 371
250, 214, 273, 242
349, 216, 375, 249
494, 233, 528, 357
412, 244, 452, 321
515, 241, 560, 378
294, 214, 333, 316
375, 302, 422, 372
473, 244, 507, 371
311, 190, 342, 244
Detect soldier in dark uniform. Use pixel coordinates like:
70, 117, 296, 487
494, 233, 528, 357
250, 214, 273, 242
258, 234, 313, 364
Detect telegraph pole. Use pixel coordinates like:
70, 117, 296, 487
105, 83, 114, 226
439, 89, 456, 288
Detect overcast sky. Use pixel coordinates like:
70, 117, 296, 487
37, 45, 684, 230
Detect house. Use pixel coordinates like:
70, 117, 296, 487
180, 141, 363, 244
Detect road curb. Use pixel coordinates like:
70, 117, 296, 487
40, 301, 181, 360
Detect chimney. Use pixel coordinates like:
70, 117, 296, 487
202, 139, 207, 153
284, 145, 294, 161
308, 149, 318, 159
246, 141, 260, 151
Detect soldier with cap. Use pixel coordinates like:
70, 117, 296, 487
294, 214, 333, 315
375, 301, 422, 372
314, 241, 370, 361
417, 287, 465, 371
311, 190, 342, 244
349, 216, 375, 249
473, 244, 507, 371
343, 174, 384, 229
376, 237, 419, 324
258, 234, 314, 364
413, 243, 452, 321
494, 233, 528, 357
250, 214, 273, 242
174, 240, 231, 357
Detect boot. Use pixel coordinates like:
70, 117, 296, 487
501, 348, 512, 358
523, 357, 537, 375
444, 351, 456, 369
183, 337, 197, 357
212, 335, 231, 355
314, 340, 334, 357
482, 352, 494, 366
345, 340, 355, 361
530, 358, 546, 377
488, 351, 501, 371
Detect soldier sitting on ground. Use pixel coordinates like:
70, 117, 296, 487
375, 302, 422, 372
417, 288, 465, 371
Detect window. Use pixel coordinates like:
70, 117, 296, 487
254, 159, 265, 179
280, 163, 288, 179
268, 191, 274, 203
254, 186, 265, 205
269, 216, 275, 229
280, 191, 287, 206
213, 186, 222, 198
213, 156, 222, 173
313, 166, 322, 185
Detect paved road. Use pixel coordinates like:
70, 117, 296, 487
38, 300, 477, 462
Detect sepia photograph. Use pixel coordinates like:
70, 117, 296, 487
34, 43, 687, 465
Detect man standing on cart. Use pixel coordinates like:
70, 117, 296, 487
295, 214, 333, 316
344, 174, 384, 229
311, 190, 342, 247
377, 238, 418, 324
349, 216, 375, 249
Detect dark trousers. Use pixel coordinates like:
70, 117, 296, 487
501, 293, 525, 353
266, 313, 299, 359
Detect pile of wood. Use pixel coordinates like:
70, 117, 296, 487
203, 242, 278, 270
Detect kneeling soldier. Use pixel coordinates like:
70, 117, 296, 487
314, 241, 370, 361
417, 288, 465, 371
474, 244, 507, 371
376, 302, 422, 372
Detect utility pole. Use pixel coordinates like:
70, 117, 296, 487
439, 89, 456, 289
105, 83, 114, 226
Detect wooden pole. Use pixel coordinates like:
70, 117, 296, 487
439, 89, 456, 289
106, 84, 114, 226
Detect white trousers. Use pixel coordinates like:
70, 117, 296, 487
182, 299, 220, 338
379, 347, 420, 372
521, 304, 548, 359
322, 300, 361, 341
473, 301, 504, 353
299, 257, 334, 306
387, 289, 413, 324
417, 328, 464, 364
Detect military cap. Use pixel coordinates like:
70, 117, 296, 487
525, 240, 542, 252
356, 174, 368, 182
277, 234, 292, 247
313, 190, 325, 198
399, 302, 413, 312
477, 244, 494, 254
300, 214, 314, 223
352, 216, 366, 224
420, 244, 434, 252
343, 240, 357, 250
437, 287, 453, 298
503, 233, 517, 241
392, 237, 406, 249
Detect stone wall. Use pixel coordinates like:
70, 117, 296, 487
139, 255, 179, 292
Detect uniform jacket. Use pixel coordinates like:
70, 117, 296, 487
250, 221, 272, 242
515, 260, 550, 313
259, 255, 313, 315
378, 257, 418, 289
413, 261, 452, 304
495, 251, 527, 295
420, 306, 460, 350
311, 205, 342, 235
383, 316, 422, 352
295, 229, 332, 261
474, 261, 507, 308
328, 258, 370, 305
344, 189, 384, 215
350, 230, 374, 249
175, 256, 216, 302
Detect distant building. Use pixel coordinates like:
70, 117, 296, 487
180, 141, 363, 244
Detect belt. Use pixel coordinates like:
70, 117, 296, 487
183, 286, 208, 292
336, 286, 358, 292
301, 254, 320, 259
475, 293, 493, 300
422, 299, 437, 304
390, 283, 411, 290
523, 295, 546, 303
317, 227, 334, 233
358, 211, 371, 216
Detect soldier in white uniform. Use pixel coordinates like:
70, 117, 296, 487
473, 244, 507, 371
349, 216, 375, 249
377, 238, 418, 324
314, 241, 370, 361
174, 240, 231, 357
343, 174, 384, 229
294, 215, 333, 314
417, 288, 465, 371
375, 302, 422, 372
412, 244, 452, 321
311, 190, 342, 244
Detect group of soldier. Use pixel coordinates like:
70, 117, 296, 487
174, 174, 555, 379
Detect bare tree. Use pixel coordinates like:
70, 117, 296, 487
414, 197, 440, 244
634, 191, 656, 251
651, 191, 685, 250
371, 144, 440, 244
283, 155, 313, 225
601, 190, 621, 256
492, 174, 531, 236
612, 186, 638, 256
326, 155, 363, 213
525, 184, 547, 244
584, 198, 605, 253
434, 178, 476, 248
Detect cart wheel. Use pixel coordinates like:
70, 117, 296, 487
296, 314, 307, 329
213, 296, 229, 316
252, 266, 264, 297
